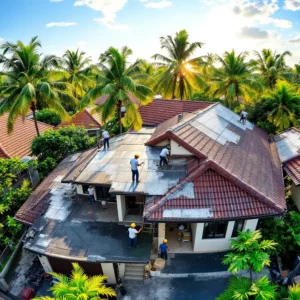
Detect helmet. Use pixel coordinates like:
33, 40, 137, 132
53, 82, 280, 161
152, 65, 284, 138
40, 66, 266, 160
163, 239, 168, 243
131, 223, 136, 228
134, 154, 139, 158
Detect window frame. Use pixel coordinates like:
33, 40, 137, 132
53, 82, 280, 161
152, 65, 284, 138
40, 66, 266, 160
202, 221, 228, 239
231, 220, 245, 238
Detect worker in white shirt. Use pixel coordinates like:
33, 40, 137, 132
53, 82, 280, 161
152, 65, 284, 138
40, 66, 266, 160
128, 223, 143, 247
239, 111, 248, 125
102, 130, 110, 150
159, 146, 170, 167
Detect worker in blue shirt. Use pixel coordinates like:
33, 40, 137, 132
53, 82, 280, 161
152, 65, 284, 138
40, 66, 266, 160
159, 239, 169, 260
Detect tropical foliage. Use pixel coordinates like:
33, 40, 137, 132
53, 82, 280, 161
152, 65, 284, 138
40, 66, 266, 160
33, 262, 116, 300
223, 230, 277, 281
36, 109, 61, 126
0, 37, 77, 136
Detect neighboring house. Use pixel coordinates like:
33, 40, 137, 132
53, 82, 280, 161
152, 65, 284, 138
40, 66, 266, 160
15, 102, 286, 283
0, 113, 52, 160
55, 105, 102, 136
273, 128, 300, 211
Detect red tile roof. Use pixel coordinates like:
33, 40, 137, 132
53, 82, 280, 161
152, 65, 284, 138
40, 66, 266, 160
55, 106, 102, 130
0, 114, 53, 159
145, 103, 286, 219
139, 99, 213, 126
284, 158, 300, 186
15, 148, 98, 225
145, 163, 280, 221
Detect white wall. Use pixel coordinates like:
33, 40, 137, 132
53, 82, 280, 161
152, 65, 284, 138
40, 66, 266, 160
156, 140, 169, 146
76, 184, 83, 194
244, 219, 258, 231
118, 263, 125, 279
101, 263, 116, 284
291, 183, 300, 211
116, 195, 126, 222
38, 255, 53, 273
158, 223, 166, 248
170, 140, 192, 156
191, 223, 199, 250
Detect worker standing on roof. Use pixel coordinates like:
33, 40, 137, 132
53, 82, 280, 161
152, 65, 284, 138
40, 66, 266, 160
128, 223, 143, 247
239, 111, 248, 125
102, 129, 110, 150
159, 146, 170, 167
159, 239, 169, 260
130, 154, 144, 182
87, 185, 96, 204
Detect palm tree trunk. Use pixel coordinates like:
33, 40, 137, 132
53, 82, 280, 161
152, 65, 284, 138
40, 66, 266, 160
31, 107, 40, 137
118, 100, 122, 134
249, 267, 253, 282
172, 75, 177, 99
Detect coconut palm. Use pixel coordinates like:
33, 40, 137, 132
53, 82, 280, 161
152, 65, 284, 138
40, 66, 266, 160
33, 262, 116, 300
223, 229, 277, 282
208, 50, 262, 108
152, 29, 205, 100
60, 49, 95, 99
263, 81, 300, 132
0, 36, 77, 136
251, 49, 292, 89
78, 46, 153, 133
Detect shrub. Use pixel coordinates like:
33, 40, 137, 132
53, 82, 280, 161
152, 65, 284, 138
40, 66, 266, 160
37, 157, 57, 179
36, 109, 61, 126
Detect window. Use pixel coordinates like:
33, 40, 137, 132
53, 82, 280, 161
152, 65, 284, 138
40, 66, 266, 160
231, 220, 245, 238
82, 184, 89, 194
203, 222, 228, 239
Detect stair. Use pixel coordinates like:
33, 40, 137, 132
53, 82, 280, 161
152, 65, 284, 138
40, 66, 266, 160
124, 263, 145, 280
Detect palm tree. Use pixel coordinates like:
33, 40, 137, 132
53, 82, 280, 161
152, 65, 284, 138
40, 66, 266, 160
263, 81, 300, 132
223, 229, 277, 282
78, 46, 153, 133
0, 36, 77, 136
251, 49, 292, 89
60, 49, 95, 99
152, 29, 205, 100
208, 50, 262, 108
286, 284, 300, 300
33, 262, 116, 300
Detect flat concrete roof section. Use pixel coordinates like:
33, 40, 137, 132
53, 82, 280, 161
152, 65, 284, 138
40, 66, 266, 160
23, 182, 152, 263
69, 133, 188, 196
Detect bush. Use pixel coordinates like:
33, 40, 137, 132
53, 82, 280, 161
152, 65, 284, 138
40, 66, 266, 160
36, 109, 61, 126
37, 157, 57, 179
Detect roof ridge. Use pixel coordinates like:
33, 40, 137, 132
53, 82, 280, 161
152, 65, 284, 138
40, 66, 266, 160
0, 143, 11, 158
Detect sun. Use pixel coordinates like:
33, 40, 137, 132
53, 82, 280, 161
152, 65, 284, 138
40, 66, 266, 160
184, 63, 192, 71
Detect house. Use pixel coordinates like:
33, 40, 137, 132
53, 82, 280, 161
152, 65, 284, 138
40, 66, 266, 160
273, 128, 300, 211
55, 106, 102, 136
0, 113, 52, 160
15, 102, 286, 283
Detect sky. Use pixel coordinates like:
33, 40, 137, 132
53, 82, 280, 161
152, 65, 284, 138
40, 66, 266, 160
0, 0, 300, 66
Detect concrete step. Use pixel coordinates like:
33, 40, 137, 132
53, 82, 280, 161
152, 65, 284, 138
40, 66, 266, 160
124, 274, 144, 281
125, 270, 144, 276
126, 265, 144, 271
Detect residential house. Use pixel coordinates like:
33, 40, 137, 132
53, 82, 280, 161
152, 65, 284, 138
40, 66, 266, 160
273, 128, 300, 211
15, 102, 286, 283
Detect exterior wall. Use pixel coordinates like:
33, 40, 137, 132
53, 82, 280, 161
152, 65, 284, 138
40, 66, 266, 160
158, 223, 166, 248
244, 219, 258, 231
156, 140, 169, 147
170, 140, 192, 156
291, 183, 300, 211
118, 263, 126, 279
101, 263, 116, 284
116, 195, 126, 222
191, 223, 199, 250
76, 184, 83, 194
38, 255, 53, 273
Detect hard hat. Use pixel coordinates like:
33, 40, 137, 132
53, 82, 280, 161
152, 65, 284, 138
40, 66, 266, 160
163, 239, 168, 243
131, 223, 136, 228
134, 154, 139, 158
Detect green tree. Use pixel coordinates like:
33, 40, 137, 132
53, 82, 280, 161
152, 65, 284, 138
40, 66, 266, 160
262, 81, 300, 132
0, 36, 77, 136
223, 229, 277, 282
286, 284, 300, 300
209, 50, 262, 108
60, 49, 95, 99
36, 109, 61, 126
33, 262, 116, 300
216, 276, 277, 300
152, 29, 205, 100
79, 46, 153, 133
251, 49, 292, 89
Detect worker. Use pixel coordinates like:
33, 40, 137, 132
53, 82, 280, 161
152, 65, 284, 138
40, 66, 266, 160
87, 185, 96, 204
239, 111, 248, 125
159, 239, 169, 260
102, 129, 110, 150
128, 223, 143, 247
130, 154, 144, 182
159, 146, 170, 167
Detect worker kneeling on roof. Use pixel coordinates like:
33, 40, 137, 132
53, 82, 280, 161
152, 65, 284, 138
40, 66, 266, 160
159, 146, 170, 167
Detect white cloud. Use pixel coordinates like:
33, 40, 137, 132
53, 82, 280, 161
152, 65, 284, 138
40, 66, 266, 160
50, 0, 64, 2
267, 18, 293, 28
139, 0, 148, 2
239, 26, 269, 39
74, 0, 128, 29
289, 35, 300, 43
77, 41, 86, 47
46, 22, 78, 27
284, 0, 300, 11
0, 37, 4, 43
145, 1, 172, 8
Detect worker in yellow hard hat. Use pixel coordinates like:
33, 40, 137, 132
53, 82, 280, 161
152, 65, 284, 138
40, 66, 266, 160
130, 154, 144, 183
128, 223, 143, 247
159, 239, 169, 260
